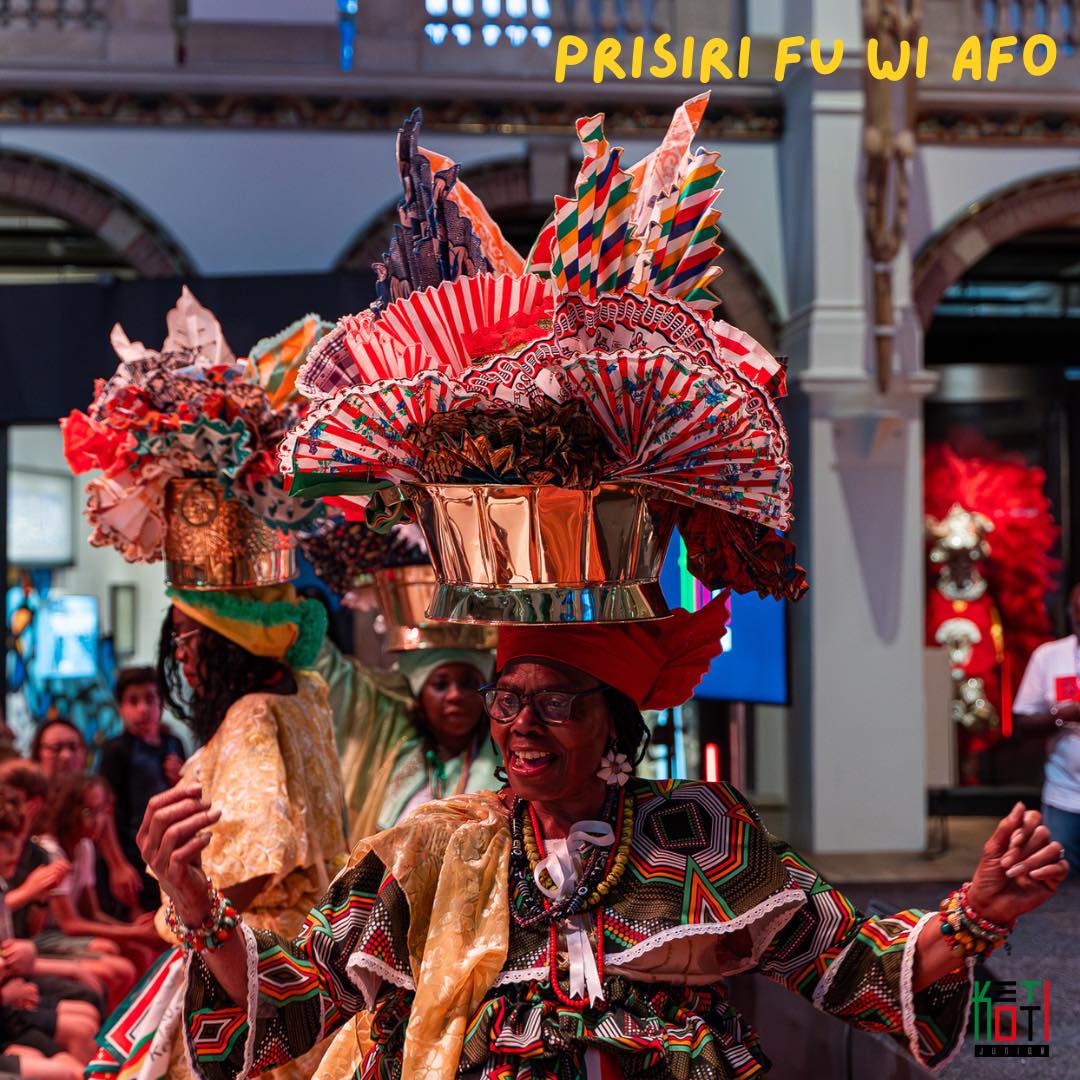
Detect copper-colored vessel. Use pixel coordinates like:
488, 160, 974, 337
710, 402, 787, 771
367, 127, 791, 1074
372, 563, 498, 650
164, 478, 296, 590
405, 483, 677, 624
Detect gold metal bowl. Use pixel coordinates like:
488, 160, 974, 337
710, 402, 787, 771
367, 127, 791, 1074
405, 483, 677, 624
372, 563, 498, 650
164, 478, 296, 590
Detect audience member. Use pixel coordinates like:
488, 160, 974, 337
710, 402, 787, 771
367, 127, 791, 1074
37, 776, 161, 980
98, 668, 184, 910
0, 800, 99, 1079
31, 721, 142, 914
0, 765, 105, 1010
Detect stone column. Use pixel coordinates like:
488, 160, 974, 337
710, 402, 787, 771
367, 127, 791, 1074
779, 0, 935, 852
106, 0, 175, 66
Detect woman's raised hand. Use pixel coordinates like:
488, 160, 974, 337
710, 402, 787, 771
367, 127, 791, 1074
968, 803, 1068, 927
136, 783, 221, 925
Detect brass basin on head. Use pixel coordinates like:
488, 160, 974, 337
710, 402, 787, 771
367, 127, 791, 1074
404, 483, 677, 625
164, 478, 296, 590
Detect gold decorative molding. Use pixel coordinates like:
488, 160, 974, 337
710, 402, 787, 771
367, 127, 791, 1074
0, 88, 783, 140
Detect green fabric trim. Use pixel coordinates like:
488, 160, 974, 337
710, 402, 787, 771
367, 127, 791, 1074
167, 587, 328, 669
286, 473, 392, 500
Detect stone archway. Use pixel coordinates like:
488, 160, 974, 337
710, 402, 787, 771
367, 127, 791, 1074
336, 156, 782, 352
0, 149, 191, 276
913, 167, 1080, 328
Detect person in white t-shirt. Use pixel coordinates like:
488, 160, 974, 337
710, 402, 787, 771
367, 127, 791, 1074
1013, 582, 1080, 874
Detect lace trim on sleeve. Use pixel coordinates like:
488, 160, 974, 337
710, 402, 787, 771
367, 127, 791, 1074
810, 933, 857, 1011
607, 886, 806, 970
181, 922, 260, 1080
900, 911, 975, 1070
345, 951, 416, 1011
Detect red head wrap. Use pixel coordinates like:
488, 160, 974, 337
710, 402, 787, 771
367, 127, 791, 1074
495, 594, 730, 711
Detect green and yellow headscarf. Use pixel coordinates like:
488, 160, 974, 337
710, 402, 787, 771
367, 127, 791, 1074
168, 583, 327, 670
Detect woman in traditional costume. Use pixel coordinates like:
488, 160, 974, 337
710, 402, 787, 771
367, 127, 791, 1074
87, 574, 347, 1080
302, 531, 500, 842
133, 101, 1072, 1076
61, 292, 347, 1079
140, 600, 1066, 1078
318, 632, 497, 842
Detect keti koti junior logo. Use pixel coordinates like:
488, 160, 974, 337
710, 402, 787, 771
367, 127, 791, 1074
972, 980, 1050, 1057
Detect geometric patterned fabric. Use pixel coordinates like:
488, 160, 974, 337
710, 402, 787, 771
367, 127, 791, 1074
184, 781, 973, 1079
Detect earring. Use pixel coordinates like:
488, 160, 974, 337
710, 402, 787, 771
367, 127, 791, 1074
491, 737, 508, 785
597, 742, 632, 786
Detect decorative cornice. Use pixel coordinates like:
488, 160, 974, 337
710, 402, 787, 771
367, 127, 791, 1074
917, 109, 1080, 147
0, 87, 783, 140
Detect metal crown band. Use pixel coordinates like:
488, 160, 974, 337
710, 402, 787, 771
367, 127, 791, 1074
164, 478, 297, 590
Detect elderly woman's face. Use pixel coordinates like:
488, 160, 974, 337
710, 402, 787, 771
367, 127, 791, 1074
489, 660, 613, 806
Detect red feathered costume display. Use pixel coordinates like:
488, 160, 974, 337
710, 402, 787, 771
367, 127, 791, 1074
925, 440, 1060, 785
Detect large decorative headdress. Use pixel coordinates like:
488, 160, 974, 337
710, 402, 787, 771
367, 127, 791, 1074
281, 98, 806, 624
248, 308, 496, 650
62, 288, 320, 589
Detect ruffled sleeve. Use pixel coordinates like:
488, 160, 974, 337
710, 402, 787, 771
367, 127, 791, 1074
187, 695, 295, 891
188, 677, 347, 899
183, 850, 412, 1079
756, 834, 974, 1070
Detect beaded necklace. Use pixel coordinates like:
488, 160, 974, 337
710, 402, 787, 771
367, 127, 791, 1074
513, 789, 634, 1007
508, 786, 634, 927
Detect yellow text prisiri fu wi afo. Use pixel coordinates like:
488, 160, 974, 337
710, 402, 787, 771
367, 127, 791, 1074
554, 34, 1058, 84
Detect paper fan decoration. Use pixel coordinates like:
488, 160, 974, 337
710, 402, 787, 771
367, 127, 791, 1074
298, 273, 552, 399
283, 371, 480, 491
277, 99, 806, 609
560, 349, 790, 527
546, 291, 786, 399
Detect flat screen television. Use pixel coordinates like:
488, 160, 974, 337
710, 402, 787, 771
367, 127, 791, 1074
659, 537, 789, 705
7, 468, 75, 568
31, 595, 100, 680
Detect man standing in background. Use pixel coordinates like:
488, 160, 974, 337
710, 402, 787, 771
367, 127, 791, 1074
98, 669, 184, 910
1014, 582, 1080, 874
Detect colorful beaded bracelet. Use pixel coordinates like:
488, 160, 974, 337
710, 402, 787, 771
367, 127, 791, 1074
938, 882, 1012, 960
165, 877, 240, 953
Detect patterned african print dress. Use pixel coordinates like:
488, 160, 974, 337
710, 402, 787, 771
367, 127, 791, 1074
181, 781, 974, 1080
88, 672, 348, 1080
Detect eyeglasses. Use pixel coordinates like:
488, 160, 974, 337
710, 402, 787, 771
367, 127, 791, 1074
39, 741, 82, 756
175, 629, 199, 647
480, 684, 606, 725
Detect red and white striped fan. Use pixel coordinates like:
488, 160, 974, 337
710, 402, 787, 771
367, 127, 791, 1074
532, 291, 787, 401
561, 349, 792, 528
280, 372, 479, 486
296, 273, 552, 400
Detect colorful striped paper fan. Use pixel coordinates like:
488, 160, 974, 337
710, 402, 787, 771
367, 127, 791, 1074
280, 371, 479, 489
296, 273, 552, 401
560, 349, 791, 529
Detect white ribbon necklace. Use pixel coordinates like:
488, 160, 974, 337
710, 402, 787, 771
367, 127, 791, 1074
532, 820, 614, 1005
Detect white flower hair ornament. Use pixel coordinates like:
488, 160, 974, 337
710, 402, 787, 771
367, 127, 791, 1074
597, 748, 633, 786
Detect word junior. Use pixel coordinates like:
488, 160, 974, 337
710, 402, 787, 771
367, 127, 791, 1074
555, 34, 1059, 84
